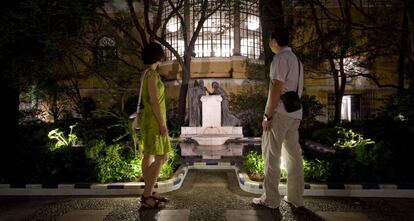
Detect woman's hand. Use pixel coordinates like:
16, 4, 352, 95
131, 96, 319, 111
159, 124, 169, 136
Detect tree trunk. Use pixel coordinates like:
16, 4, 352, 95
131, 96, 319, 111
259, 0, 284, 66
333, 2, 352, 123
398, 13, 409, 92
178, 53, 191, 125
405, 1, 414, 91
335, 56, 347, 123
333, 68, 342, 123
309, 1, 343, 123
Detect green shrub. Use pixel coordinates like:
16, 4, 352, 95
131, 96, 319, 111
380, 91, 414, 122
85, 140, 142, 183
243, 151, 288, 182
159, 143, 179, 180
304, 125, 400, 183
303, 159, 330, 183
243, 151, 264, 180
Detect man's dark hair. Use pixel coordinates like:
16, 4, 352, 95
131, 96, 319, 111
142, 42, 165, 65
270, 27, 289, 47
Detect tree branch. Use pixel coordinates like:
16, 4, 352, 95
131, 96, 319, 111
353, 73, 399, 89
97, 5, 143, 48
126, 0, 148, 45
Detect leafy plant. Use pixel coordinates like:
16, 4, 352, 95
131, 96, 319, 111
85, 140, 142, 183
303, 159, 330, 183
159, 144, 179, 179
243, 151, 264, 180
380, 91, 414, 122
243, 151, 288, 182
48, 123, 81, 149
333, 127, 375, 149
97, 110, 140, 155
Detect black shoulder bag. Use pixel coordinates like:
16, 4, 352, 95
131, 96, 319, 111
280, 57, 302, 113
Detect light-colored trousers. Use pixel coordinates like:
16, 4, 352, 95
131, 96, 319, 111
261, 112, 304, 208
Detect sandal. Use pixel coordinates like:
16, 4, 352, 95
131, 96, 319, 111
151, 191, 170, 202
140, 195, 165, 209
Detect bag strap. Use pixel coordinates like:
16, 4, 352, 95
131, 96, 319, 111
296, 56, 301, 93
135, 68, 149, 115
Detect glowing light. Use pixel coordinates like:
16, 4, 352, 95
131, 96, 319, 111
206, 18, 219, 33
280, 158, 286, 171
341, 95, 352, 121
247, 15, 260, 31
177, 39, 184, 55
166, 17, 180, 32
168, 39, 184, 56
214, 46, 232, 57
241, 38, 253, 55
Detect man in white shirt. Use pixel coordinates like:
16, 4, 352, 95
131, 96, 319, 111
252, 27, 304, 209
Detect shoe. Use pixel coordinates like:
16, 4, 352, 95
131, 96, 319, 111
283, 196, 304, 208
252, 197, 279, 209
140, 195, 166, 209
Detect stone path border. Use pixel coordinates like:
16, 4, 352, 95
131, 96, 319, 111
2, 162, 414, 197
0, 165, 188, 196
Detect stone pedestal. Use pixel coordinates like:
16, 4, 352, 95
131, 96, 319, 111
200, 95, 222, 127
180, 141, 244, 159
180, 94, 244, 160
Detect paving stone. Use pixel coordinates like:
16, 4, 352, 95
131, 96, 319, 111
158, 209, 190, 221
0, 209, 37, 221
316, 211, 370, 221
57, 209, 111, 221
0, 197, 56, 221
226, 210, 274, 221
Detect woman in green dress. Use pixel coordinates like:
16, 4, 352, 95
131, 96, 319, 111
139, 42, 172, 209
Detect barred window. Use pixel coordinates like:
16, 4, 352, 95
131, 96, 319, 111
240, 0, 262, 59
95, 36, 117, 68
193, 0, 233, 58
163, 0, 262, 60
163, 6, 184, 60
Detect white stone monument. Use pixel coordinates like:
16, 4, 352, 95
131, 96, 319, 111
201, 95, 222, 127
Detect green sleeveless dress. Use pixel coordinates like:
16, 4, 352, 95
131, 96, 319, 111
140, 69, 171, 155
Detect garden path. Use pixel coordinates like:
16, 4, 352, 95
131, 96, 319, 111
1, 170, 414, 220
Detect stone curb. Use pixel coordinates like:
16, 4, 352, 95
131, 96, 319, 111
0, 166, 188, 196
235, 169, 414, 198
183, 162, 414, 198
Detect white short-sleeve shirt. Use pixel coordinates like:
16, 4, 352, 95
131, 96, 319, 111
267, 47, 304, 119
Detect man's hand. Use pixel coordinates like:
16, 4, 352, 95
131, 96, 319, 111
262, 119, 271, 132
